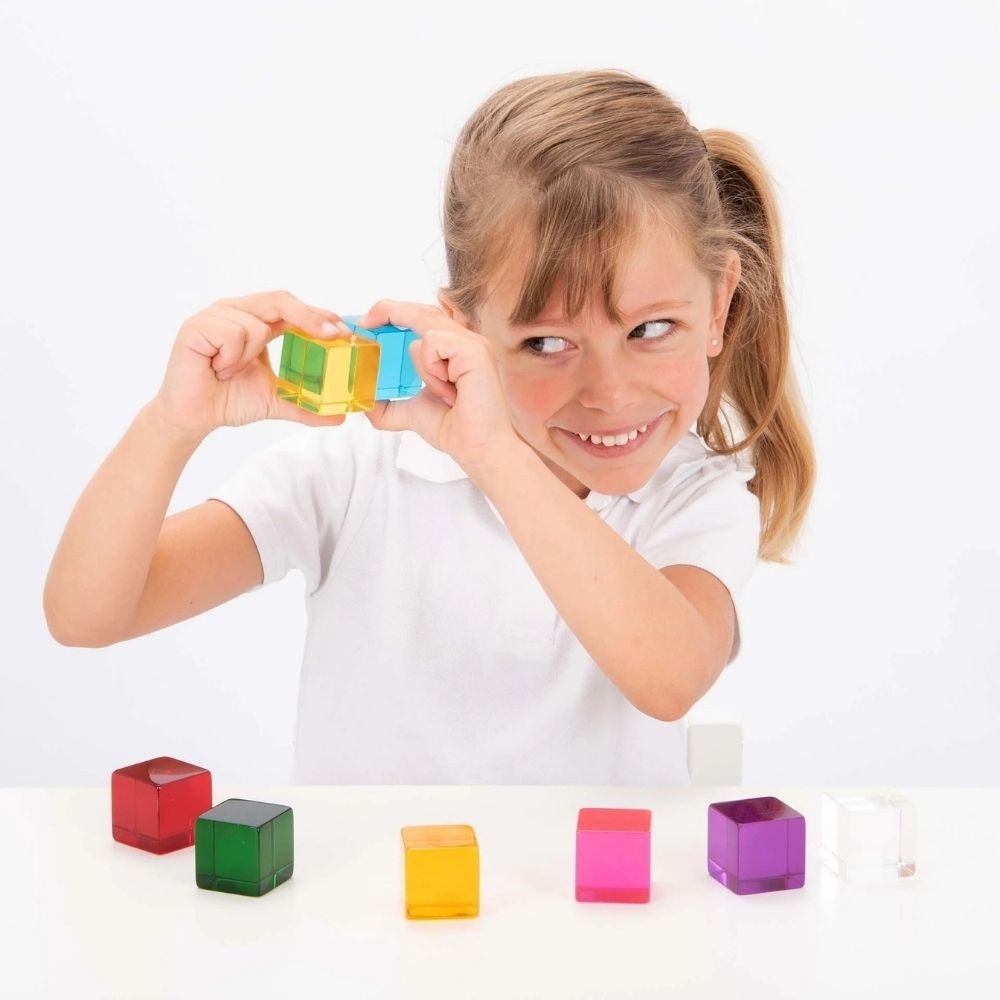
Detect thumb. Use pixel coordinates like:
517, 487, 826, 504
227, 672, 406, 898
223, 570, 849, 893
364, 398, 409, 433
365, 390, 446, 437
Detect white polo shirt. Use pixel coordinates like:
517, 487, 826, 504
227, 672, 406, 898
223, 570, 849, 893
207, 417, 760, 785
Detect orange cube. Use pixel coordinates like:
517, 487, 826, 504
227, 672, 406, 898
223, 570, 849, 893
401, 824, 479, 919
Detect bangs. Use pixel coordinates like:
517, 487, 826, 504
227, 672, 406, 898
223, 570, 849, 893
483, 174, 685, 329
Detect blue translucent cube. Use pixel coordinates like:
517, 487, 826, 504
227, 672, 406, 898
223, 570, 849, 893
340, 314, 422, 400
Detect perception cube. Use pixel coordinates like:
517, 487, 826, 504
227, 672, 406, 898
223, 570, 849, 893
685, 720, 743, 784
195, 798, 294, 897
708, 796, 805, 895
340, 315, 422, 400
276, 326, 380, 415
575, 807, 652, 903
820, 791, 916, 882
401, 824, 479, 919
111, 756, 212, 854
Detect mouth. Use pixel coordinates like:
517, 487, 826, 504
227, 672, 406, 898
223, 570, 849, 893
554, 410, 673, 460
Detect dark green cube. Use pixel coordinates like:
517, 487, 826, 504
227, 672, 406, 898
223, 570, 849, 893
195, 798, 294, 897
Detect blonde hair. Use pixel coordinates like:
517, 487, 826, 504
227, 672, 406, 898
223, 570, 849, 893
437, 68, 815, 564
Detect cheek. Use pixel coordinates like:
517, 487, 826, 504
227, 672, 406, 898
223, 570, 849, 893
499, 368, 565, 422
649, 353, 709, 399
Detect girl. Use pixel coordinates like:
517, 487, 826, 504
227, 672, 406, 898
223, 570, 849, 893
43, 69, 815, 784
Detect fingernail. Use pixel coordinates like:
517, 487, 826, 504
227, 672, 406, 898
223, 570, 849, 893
320, 321, 337, 335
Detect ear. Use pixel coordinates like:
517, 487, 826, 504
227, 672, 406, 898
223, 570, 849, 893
436, 291, 478, 332
709, 251, 741, 356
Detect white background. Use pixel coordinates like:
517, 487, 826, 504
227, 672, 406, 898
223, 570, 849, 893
3, 0, 998, 787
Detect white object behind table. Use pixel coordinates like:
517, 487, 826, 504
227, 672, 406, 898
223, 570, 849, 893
685, 716, 743, 785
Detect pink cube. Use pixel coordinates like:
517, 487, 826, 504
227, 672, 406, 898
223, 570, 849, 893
575, 807, 652, 903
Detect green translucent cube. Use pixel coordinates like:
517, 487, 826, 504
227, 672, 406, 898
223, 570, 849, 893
195, 798, 294, 897
275, 326, 379, 415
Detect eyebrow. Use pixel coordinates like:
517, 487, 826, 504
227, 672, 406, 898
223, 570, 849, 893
512, 299, 693, 329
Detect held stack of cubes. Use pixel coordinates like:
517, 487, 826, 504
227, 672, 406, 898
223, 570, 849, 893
275, 316, 421, 416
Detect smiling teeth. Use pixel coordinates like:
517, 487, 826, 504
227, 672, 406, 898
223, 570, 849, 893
577, 424, 649, 447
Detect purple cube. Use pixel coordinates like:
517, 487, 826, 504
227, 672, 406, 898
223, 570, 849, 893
708, 796, 805, 895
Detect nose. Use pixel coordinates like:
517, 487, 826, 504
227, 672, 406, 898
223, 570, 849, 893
574, 348, 636, 412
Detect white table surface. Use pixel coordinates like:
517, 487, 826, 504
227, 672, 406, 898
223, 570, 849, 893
1, 784, 996, 998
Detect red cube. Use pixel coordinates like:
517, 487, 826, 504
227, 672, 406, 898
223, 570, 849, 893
111, 756, 212, 854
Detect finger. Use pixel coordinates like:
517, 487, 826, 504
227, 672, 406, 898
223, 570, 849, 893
199, 306, 272, 376
365, 388, 448, 435
408, 340, 456, 405
179, 310, 263, 378
210, 299, 356, 379
214, 289, 351, 343
414, 327, 488, 388
422, 372, 457, 406
355, 298, 445, 334
364, 399, 407, 433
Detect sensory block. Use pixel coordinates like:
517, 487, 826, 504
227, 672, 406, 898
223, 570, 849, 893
575, 807, 651, 903
111, 756, 212, 854
276, 325, 380, 415
401, 824, 479, 919
340, 314, 422, 400
820, 791, 916, 882
708, 796, 805, 895
685, 720, 743, 784
195, 798, 294, 897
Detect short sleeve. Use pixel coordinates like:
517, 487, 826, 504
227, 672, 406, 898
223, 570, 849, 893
634, 453, 761, 666
206, 424, 360, 596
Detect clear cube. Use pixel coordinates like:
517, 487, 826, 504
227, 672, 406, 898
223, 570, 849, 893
820, 791, 916, 882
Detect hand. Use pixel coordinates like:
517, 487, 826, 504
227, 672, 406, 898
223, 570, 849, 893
150, 290, 352, 441
355, 300, 525, 478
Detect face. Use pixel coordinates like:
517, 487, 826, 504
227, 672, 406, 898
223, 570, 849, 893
441, 223, 740, 499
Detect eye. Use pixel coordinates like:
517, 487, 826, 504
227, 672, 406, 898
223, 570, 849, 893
522, 335, 569, 356
521, 318, 678, 358
629, 319, 677, 340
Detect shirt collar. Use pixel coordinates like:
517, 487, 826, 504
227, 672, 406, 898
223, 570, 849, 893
395, 421, 710, 517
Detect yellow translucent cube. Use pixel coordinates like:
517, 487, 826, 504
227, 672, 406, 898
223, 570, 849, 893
275, 326, 380, 415
401, 824, 479, 919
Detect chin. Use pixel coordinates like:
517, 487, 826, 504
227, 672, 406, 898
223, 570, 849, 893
584, 466, 654, 495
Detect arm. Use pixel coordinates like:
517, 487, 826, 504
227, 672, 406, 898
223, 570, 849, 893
44, 402, 204, 646
347, 298, 734, 717
472, 443, 732, 721
43, 290, 350, 648
43, 403, 262, 647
